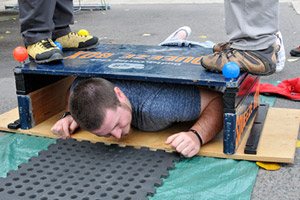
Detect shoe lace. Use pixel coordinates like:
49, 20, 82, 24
220, 48, 242, 61
37, 39, 54, 49
70, 32, 87, 38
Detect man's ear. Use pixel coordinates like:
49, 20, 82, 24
114, 87, 125, 100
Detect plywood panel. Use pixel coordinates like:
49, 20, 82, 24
0, 107, 299, 163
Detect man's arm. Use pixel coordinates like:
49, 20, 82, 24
165, 88, 223, 157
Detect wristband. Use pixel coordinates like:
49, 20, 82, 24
60, 111, 71, 119
189, 129, 203, 146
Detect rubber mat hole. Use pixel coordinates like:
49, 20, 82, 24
124, 197, 131, 200
15, 184, 22, 189
5, 182, 12, 186
112, 195, 119, 199
7, 190, 14, 194
68, 175, 74, 179
135, 185, 142, 189
74, 170, 80, 174
100, 193, 107, 197
44, 184, 51, 187
90, 167, 96, 170
122, 171, 128, 175
12, 177, 20, 181
48, 191, 55, 195
149, 169, 155, 173
89, 178, 96, 182
112, 181, 118, 185
57, 173, 64, 177
0, 188, 3, 192
82, 197, 89, 200
106, 175, 112, 179
95, 173, 101, 177
37, 170, 43, 173
72, 182, 79, 186
55, 185, 62, 189
117, 189, 124, 193
117, 176, 123, 180
77, 189, 84, 193
25, 187, 33, 191
37, 189, 44, 193
20, 172, 27, 176
88, 191, 95, 195
137, 168, 144, 171
144, 174, 150, 178
41, 197, 48, 200
139, 179, 146, 183
18, 192, 25, 196
157, 160, 163, 163
71, 195, 78, 199
27, 168, 33, 171
78, 177, 85, 180
133, 173, 139, 176
106, 187, 113, 191
43, 165, 50, 169
23, 179, 30, 183
54, 166, 62, 173
128, 178, 134, 182
152, 164, 159, 168
59, 193, 66, 197
123, 183, 129, 187
50, 178, 57, 182
126, 166, 133, 170
83, 184, 90, 187
142, 163, 148, 167
29, 194, 36, 199
94, 185, 101, 189
66, 187, 73, 191
40, 159, 46, 162
30, 174, 37, 178
33, 163, 40, 167
33, 181, 40, 185
61, 180, 68, 184
84, 172, 90, 175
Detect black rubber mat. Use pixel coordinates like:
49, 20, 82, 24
0, 139, 180, 200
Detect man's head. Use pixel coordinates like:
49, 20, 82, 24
70, 78, 132, 139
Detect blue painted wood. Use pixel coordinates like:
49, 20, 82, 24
223, 78, 260, 154
17, 95, 33, 129
14, 44, 245, 87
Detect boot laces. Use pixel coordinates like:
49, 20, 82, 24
38, 39, 54, 49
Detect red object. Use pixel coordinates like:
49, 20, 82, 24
260, 77, 300, 100
13, 46, 28, 62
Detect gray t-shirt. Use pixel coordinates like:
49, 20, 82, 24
71, 78, 201, 132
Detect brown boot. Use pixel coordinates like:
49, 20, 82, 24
201, 43, 278, 76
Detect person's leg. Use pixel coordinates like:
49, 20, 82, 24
225, 0, 278, 50
52, 0, 99, 51
18, 0, 63, 63
159, 26, 191, 46
201, 0, 280, 76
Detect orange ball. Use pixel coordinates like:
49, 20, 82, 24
13, 46, 28, 62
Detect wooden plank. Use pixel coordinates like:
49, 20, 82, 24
0, 107, 299, 163
20, 76, 75, 126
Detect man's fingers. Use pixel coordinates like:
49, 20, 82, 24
69, 121, 78, 134
165, 133, 179, 144
62, 123, 70, 139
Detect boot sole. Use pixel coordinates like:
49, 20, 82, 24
62, 40, 100, 51
30, 53, 64, 64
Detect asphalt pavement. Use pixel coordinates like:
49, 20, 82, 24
0, 2, 300, 199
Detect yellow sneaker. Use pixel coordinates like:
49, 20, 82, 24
26, 39, 63, 64
55, 32, 99, 51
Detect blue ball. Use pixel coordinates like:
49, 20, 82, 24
54, 41, 63, 50
222, 62, 240, 79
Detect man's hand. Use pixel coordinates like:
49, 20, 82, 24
165, 131, 201, 158
51, 115, 78, 139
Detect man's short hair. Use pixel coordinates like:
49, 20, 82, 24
70, 78, 120, 131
